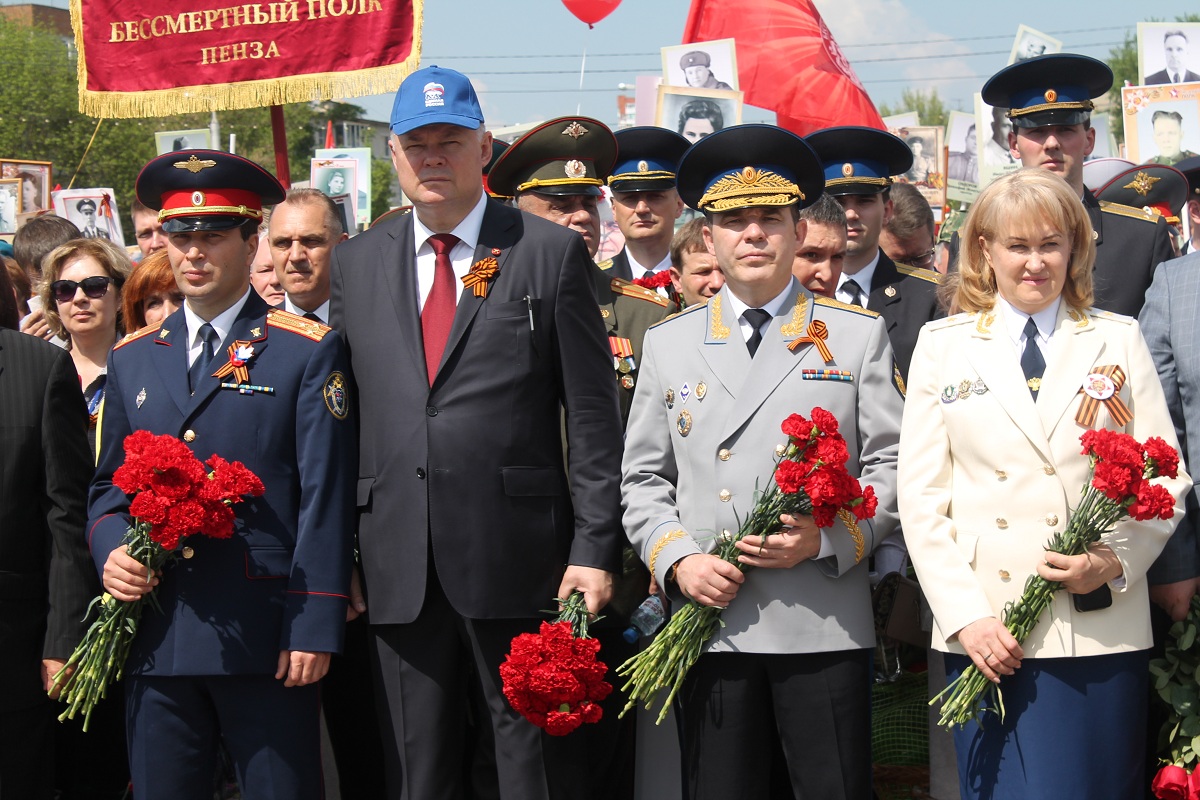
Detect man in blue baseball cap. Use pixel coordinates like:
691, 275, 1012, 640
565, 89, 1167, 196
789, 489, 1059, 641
330, 66, 625, 800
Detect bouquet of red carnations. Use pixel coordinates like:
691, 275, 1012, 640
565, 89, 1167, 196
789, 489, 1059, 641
617, 408, 878, 723
933, 429, 1179, 729
52, 431, 264, 730
500, 591, 612, 736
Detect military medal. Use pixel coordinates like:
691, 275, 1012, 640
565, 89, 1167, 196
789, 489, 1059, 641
1075, 365, 1132, 426
620, 374, 635, 390
676, 410, 692, 437
136, 387, 147, 408
941, 385, 957, 404
696, 382, 707, 401
971, 379, 988, 395
1083, 373, 1116, 400
609, 336, 635, 376
957, 380, 972, 400
680, 383, 691, 403
665, 388, 675, 408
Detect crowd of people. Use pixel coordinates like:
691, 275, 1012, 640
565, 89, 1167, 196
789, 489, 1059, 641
2, 50, 1200, 800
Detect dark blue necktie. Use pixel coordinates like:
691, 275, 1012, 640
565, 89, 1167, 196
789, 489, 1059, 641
743, 308, 772, 357
1020, 316, 1045, 399
188, 323, 218, 393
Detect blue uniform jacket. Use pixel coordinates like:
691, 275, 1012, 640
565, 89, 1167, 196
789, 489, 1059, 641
86, 292, 356, 676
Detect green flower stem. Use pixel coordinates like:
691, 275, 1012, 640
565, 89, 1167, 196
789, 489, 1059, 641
932, 486, 1123, 729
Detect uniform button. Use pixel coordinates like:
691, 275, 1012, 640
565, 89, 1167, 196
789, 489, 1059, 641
183, 429, 196, 442
416, 468, 426, 479
996, 518, 1008, 529
995, 469, 1006, 481
1043, 464, 1056, 475
998, 570, 1010, 580
718, 449, 731, 462
719, 489, 731, 502
182, 546, 195, 559
1045, 514, 1058, 526
426, 406, 438, 417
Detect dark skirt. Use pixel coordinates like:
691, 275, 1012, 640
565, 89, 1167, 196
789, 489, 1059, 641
944, 650, 1148, 800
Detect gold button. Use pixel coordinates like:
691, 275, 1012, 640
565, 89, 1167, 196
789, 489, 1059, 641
999, 570, 1010, 580
719, 489, 731, 502
1046, 514, 1058, 526
995, 470, 1007, 481
1043, 464, 1055, 476
183, 430, 196, 443
182, 546, 195, 559
718, 449, 731, 462
996, 518, 1008, 529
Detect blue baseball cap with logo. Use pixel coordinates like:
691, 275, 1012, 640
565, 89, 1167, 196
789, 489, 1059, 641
390, 65, 485, 136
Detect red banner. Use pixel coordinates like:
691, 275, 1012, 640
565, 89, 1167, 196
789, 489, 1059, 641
683, 0, 884, 137
70, 0, 422, 118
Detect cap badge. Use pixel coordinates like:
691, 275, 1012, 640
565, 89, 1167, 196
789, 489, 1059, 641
174, 155, 217, 173
562, 121, 588, 139
1044, 89, 1058, 103
191, 191, 205, 207
1123, 171, 1161, 197
842, 163, 854, 177
637, 160, 649, 173
423, 82, 445, 108
565, 159, 587, 179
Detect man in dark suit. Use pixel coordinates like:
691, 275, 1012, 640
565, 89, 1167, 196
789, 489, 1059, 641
1144, 30, 1200, 85
806, 126, 942, 388
0, 321, 97, 799
88, 151, 355, 800
329, 67, 624, 800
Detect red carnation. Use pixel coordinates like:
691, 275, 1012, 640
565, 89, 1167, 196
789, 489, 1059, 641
1091, 461, 1140, 502
1128, 482, 1176, 522
814, 435, 850, 468
781, 413, 813, 441
853, 485, 878, 521
773, 460, 809, 495
632, 271, 674, 291
810, 407, 840, 436
1144, 437, 1181, 480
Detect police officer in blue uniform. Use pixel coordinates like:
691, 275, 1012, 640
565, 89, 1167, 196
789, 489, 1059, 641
87, 150, 356, 800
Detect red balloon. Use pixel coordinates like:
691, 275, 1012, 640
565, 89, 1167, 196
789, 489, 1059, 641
561, 0, 621, 27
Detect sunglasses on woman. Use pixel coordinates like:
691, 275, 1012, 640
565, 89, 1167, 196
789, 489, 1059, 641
51, 275, 115, 304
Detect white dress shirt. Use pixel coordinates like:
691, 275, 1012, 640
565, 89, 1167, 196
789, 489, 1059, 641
184, 289, 252, 367
836, 250, 880, 305
413, 192, 488, 312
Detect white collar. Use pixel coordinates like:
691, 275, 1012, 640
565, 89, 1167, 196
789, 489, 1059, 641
412, 192, 488, 256
996, 294, 1061, 349
284, 296, 330, 324
725, 278, 795, 324
838, 248, 881, 296
184, 288, 252, 349
627, 249, 672, 275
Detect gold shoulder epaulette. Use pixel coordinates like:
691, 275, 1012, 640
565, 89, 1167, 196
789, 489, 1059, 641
596, 258, 614, 271
649, 299, 707, 329
267, 309, 330, 341
894, 263, 941, 284
1099, 201, 1160, 224
926, 312, 976, 331
814, 296, 880, 317
113, 322, 163, 349
1088, 307, 1135, 325
611, 277, 669, 307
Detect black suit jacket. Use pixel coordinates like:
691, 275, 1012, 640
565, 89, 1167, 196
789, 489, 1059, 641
0, 329, 97, 711
1145, 68, 1200, 85
865, 252, 943, 384
330, 199, 624, 624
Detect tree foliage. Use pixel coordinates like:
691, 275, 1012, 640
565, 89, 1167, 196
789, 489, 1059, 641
0, 17, 385, 237
878, 88, 956, 129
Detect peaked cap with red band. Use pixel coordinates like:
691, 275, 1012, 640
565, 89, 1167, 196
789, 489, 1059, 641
135, 149, 286, 233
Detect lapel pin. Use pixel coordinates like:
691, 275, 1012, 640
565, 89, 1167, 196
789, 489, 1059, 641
676, 410, 693, 437
665, 387, 675, 408
696, 382, 707, 401
251, 327, 263, 338
941, 385, 957, 404
158, 329, 170, 339
884, 286, 896, 298
136, 388, 147, 408
680, 383, 691, 403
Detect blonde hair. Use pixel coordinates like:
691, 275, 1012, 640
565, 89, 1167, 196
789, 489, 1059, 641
40, 238, 133, 345
946, 168, 1095, 314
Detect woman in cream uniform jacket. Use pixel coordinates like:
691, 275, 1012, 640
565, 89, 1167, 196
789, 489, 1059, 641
899, 169, 1190, 800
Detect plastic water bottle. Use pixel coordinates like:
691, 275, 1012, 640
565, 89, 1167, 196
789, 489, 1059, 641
622, 595, 666, 643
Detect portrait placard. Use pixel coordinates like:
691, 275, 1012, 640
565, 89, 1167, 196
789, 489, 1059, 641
882, 112, 920, 131
310, 158, 359, 225
52, 188, 125, 245
1137, 23, 1200, 86
975, 94, 1020, 191
892, 124, 946, 219
1007, 25, 1062, 65
661, 39, 738, 92
154, 128, 212, 155
1121, 83, 1200, 166
945, 111, 980, 204
0, 160, 52, 214
0, 178, 20, 235
655, 86, 743, 146
316, 147, 372, 229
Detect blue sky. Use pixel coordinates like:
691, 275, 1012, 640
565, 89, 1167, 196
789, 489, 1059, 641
348, 0, 1200, 127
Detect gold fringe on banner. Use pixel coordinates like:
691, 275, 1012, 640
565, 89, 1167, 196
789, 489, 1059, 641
70, 0, 423, 119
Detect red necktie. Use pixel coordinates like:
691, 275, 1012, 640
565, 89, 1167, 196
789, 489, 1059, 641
422, 233, 460, 385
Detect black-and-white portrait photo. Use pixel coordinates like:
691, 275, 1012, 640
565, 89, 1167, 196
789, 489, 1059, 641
656, 85, 742, 144
662, 39, 739, 92
53, 188, 125, 245
1139, 23, 1200, 85
1008, 25, 1062, 65
946, 111, 979, 186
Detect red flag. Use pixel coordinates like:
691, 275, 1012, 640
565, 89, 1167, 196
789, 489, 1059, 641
683, 0, 884, 136
325, 120, 335, 150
